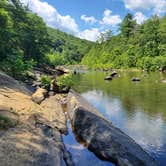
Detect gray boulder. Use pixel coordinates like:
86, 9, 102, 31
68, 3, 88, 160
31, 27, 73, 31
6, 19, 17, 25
67, 91, 159, 166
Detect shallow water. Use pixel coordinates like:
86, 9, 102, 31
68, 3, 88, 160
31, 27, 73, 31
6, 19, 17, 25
71, 71, 166, 166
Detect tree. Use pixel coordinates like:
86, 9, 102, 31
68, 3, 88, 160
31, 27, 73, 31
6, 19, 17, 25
0, 8, 13, 60
120, 13, 137, 38
97, 30, 113, 43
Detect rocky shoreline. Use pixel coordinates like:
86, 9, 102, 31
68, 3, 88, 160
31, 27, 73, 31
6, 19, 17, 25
0, 70, 159, 166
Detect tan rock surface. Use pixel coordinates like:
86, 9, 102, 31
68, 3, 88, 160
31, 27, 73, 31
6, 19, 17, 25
40, 96, 67, 134
0, 72, 67, 166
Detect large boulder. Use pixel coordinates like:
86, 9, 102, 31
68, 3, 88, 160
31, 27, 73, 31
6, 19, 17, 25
31, 88, 48, 104
67, 91, 159, 166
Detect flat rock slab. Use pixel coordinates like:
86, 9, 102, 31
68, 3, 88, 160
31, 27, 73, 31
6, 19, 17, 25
67, 91, 159, 166
40, 96, 67, 134
0, 124, 63, 166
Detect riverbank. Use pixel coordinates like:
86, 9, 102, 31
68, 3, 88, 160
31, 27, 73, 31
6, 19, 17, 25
0, 70, 159, 166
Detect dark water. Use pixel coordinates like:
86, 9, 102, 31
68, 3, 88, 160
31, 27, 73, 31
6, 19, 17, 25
70, 71, 166, 166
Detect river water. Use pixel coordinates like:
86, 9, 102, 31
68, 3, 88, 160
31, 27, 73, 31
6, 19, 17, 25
67, 70, 166, 166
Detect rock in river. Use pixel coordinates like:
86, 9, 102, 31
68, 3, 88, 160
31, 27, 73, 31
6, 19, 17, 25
67, 90, 159, 166
104, 76, 112, 81
110, 72, 118, 77
131, 77, 141, 82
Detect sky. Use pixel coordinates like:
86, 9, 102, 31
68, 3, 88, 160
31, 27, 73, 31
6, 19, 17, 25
21, 0, 166, 41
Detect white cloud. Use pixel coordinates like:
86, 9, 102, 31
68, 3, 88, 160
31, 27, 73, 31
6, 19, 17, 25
21, 0, 79, 34
100, 9, 122, 26
122, 0, 166, 15
78, 28, 100, 41
134, 12, 147, 24
81, 15, 97, 24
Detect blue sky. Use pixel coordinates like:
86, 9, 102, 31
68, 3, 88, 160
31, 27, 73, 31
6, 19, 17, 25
22, 0, 166, 41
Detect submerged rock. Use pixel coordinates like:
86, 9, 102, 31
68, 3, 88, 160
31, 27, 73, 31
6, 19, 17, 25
67, 91, 159, 166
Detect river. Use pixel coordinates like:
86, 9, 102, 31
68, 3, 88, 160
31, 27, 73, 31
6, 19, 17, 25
65, 70, 166, 166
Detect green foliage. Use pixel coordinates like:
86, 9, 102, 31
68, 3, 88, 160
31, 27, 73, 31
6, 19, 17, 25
0, 0, 52, 78
0, 50, 27, 79
82, 13, 166, 71
45, 53, 66, 66
40, 75, 51, 89
0, 0, 93, 78
47, 27, 93, 65
97, 30, 113, 43
57, 74, 74, 89
119, 13, 136, 38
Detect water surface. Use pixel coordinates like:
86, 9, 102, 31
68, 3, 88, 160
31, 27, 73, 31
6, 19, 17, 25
71, 71, 166, 166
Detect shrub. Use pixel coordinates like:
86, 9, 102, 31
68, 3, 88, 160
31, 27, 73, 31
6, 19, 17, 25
57, 74, 73, 89
0, 49, 27, 79
40, 75, 51, 89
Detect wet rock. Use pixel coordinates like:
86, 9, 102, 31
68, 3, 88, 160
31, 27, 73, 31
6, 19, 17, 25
104, 76, 112, 81
67, 91, 159, 166
31, 88, 48, 104
131, 78, 141, 82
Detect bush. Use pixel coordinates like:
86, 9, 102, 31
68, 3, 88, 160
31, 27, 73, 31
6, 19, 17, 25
45, 53, 66, 66
40, 75, 51, 89
0, 50, 27, 79
57, 74, 73, 89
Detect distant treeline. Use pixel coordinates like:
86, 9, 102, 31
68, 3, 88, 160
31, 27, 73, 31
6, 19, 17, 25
0, 0, 93, 78
82, 13, 166, 71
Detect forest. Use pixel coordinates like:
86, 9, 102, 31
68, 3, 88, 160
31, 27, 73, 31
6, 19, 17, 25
0, 0, 92, 79
82, 13, 166, 71
0, 0, 166, 80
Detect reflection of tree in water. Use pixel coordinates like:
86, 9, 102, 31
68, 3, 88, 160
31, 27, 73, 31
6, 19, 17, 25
72, 71, 166, 121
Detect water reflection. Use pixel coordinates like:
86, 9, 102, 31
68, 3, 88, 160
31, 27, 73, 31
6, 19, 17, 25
63, 122, 114, 166
72, 71, 166, 166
